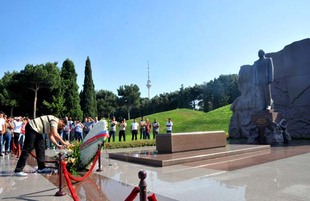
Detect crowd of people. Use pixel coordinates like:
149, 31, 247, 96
0, 110, 174, 177
0, 111, 29, 157
0, 111, 175, 156
59, 115, 174, 143
124, 116, 173, 142
56, 115, 174, 143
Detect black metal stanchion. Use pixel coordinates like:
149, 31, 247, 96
96, 144, 102, 172
138, 170, 147, 201
55, 152, 66, 196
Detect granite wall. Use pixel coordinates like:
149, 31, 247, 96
229, 38, 310, 138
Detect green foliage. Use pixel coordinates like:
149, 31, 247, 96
117, 84, 141, 120
80, 56, 97, 118
0, 53, 238, 121
143, 106, 231, 134
109, 105, 232, 144
60, 59, 83, 120
41, 63, 64, 116
0, 72, 19, 115
66, 141, 82, 175
104, 139, 156, 149
12, 62, 62, 118
201, 74, 239, 112
96, 90, 118, 119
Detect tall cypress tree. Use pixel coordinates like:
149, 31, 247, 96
60, 59, 83, 120
80, 56, 97, 118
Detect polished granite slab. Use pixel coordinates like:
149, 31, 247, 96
156, 131, 227, 153
109, 144, 271, 166
1, 141, 310, 201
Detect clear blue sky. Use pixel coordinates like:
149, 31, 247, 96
1, 0, 309, 98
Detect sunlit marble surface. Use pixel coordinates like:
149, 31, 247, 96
1, 142, 310, 201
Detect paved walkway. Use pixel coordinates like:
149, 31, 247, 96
1, 143, 310, 201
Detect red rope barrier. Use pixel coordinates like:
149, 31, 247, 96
67, 150, 100, 182
11, 141, 19, 156
147, 193, 158, 201
58, 149, 101, 200
61, 161, 79, 201
124, 186, 140, 201
124, 187, 158, 201
29, 151, 57, 163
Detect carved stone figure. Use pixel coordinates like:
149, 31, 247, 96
253, 50, 274, 110
229, 38, 310, 140
229, 65, 256, 138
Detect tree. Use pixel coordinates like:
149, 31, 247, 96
14, 63, 62, 118
80, 57, 97, 118
177, 84, 190, 108
96, 90, 117, 119
41, 62, 64, 116
60, 59, 83, 120
117, 84, 141, 120
217, 74, 240, 103
0, 71, 19, 116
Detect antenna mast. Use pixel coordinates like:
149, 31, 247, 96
146, 61, 152, 99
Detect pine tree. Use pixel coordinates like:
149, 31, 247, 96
80, 56, 97, 118
60, 59, 83, 120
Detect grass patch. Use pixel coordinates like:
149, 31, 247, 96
104, 139, 156, 149
106, 105, 232, 149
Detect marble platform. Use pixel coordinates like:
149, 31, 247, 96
109, 144, 271, 167
1, 141, 310, 201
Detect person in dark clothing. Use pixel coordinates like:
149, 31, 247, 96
14, 115, 70, 177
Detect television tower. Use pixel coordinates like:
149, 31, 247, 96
146, 61, 152, 99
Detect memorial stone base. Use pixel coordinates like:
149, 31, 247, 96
251, 110, 279, 144
156, 131, 227, 153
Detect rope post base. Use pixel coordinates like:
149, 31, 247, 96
55, 190, 66, 196
96, 144, 103, 172
55, 152, 66, 196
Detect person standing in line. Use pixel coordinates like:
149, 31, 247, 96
13, 116, 23, 155
83, 116, 94, 138
145, 119, 151, 139
139, 116, 146, 139
69, 118, 75, 142
166, 118, 173, 133
119, 118, 127, 142
0, 112, 5, 156
3, 116, 14, 155
74, 120, 84, 142
92, 116, 99, 127
19, 117, 29, 151
131, 118, 139, 140
108, 117, 117, 142
14, 115, 71, 177
2, 115, 15, 155
152, 119, 160, 139
62, 116, 70, 141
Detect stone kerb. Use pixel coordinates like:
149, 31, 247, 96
156, 131, 227, 153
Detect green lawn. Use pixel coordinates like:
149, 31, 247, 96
111, 105, 232, 142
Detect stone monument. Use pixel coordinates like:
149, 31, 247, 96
253, 50, 274, 110
229, 38, 310, 143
